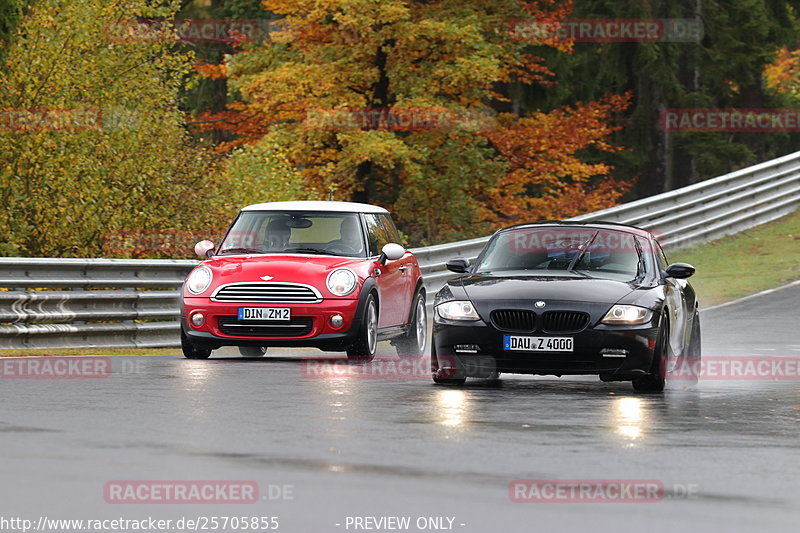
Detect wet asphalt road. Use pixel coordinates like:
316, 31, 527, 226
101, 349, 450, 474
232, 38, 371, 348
1, 284, 799, 533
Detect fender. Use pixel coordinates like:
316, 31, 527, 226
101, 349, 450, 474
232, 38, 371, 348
351, 277, 379, 332
405, 280, 426, 324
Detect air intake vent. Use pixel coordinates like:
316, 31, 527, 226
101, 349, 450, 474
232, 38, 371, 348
491, 310, 536, 332
541, 311, 589, 333
218, 317, 313, 337
212, 282, 321, 303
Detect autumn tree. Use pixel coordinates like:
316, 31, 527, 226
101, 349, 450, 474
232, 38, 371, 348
765, 47, 800, 101
195, 0, 628, 244
527, 0, 799, 196
0, 0, 219, 257
482, 93, 631, 224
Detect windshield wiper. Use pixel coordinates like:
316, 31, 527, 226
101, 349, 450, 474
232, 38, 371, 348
566, 231, 599, 274
283, 247, 343, 256
217, 247, 262, 255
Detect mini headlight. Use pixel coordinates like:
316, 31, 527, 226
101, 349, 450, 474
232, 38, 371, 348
326, 268, 357, 296
435, 300, 480, 321
186, 266, 213, 295
601, 305, 653, 325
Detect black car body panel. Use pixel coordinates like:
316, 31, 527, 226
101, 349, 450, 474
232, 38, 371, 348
432, 221, 699, 387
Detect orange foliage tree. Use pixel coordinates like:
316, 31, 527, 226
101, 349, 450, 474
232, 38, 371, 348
195, 0, 631, 244
482, 93, 632, 224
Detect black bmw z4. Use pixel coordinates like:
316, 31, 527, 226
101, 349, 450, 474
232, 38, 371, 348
431, 221, 701, 392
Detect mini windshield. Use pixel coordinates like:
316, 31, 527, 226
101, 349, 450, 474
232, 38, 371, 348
475, 227, 646, 281
218, 211, 366, 257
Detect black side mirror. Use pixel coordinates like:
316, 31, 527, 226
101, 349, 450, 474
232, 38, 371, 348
446, 258, 470, 273
665, 262, 695, 279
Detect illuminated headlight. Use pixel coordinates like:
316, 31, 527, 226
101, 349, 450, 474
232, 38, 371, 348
326, 268, 357, 296
186, 266, 213, 295
435, 301, 480, 321
601, 305, 653, 325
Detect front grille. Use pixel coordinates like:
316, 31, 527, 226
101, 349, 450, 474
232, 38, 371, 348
541, 311, 589, 333
491, 310, 536, 332
217, 317, 314, 337
212, 282, 321, 303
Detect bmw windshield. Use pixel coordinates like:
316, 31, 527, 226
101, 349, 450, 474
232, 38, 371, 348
217, 211, 367, 257
474, 227, 648, 282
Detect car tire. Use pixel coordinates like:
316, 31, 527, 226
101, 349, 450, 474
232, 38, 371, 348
239, 346, 267, 357
632, 315, 668, 393
394, 291, 427, 358
431, 343, 466, 385
181, 330, 212, 360
347, 293, 378, 362
675, 312, 701, 383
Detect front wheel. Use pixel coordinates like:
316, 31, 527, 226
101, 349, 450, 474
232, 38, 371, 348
431, 343, 466, 385
181, 330, 212, 359
347, 293, 378, 362
632, 317, 668, 393
395, 291, 427, 358
675, 312, 701, 383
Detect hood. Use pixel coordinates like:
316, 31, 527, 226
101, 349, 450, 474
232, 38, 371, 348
202, 254, 368, 287
458, 274, 636, 305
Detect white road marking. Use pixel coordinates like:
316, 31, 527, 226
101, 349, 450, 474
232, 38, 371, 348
702, 279, 800, 312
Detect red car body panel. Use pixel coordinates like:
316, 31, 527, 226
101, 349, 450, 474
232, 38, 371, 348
180, 202, 424, 353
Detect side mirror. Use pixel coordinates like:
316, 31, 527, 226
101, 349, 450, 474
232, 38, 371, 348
665, 262, 695, 279
446, 257, 470, 273
194, 240, 215, 258
379, 243, 405, 264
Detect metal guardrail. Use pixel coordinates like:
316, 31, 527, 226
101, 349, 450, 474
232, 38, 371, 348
0, 258, 195, 349
415, 150, 800, 299
2, 151, 799, 349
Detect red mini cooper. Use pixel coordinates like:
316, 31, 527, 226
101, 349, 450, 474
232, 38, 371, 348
181, 201, 426, 361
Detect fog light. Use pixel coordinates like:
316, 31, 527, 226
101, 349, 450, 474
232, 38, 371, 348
454, 344, 480, 354
190, 312, 205, 326
330, 314, 344, 328
601, 348, 629, 358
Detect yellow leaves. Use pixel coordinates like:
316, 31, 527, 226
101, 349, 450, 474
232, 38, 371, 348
765, 48, 800, 99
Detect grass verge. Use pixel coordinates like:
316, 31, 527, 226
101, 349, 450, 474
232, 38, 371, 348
670, 209, 800, 308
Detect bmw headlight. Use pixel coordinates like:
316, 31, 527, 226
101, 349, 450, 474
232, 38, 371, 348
601, 305, 653, 325
435, 300, 480, 321
186, 266, 213, 295
326, 268, 357, 296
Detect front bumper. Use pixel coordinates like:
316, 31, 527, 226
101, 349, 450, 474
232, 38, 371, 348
432, 318, 659, 379
182, 298, 360, 351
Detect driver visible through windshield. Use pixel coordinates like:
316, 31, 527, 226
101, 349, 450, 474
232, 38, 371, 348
218, 212, 366, 257
476, 227, 647, 281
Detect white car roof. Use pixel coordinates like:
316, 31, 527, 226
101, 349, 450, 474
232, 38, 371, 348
241, 200, 389, 214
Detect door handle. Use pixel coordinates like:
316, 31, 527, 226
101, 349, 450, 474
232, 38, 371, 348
398, 266, 408, 272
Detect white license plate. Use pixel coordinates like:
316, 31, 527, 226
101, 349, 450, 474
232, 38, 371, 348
237, 307, 291, 321
503, 335, 573, 352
